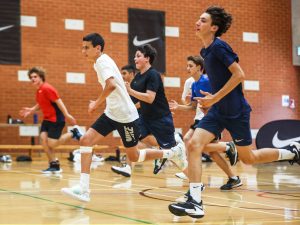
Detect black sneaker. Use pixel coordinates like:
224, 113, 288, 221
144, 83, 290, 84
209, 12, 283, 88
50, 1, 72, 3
70, 125, 83, 141
202, 153, 213, 162
67, 152, 74, 162
153, 158, 168, 174
226, 141, 238, 166
169, 196, 204, 218
220, 176, 242, 190
288, 142, 300, 165
42, 161, 62, 174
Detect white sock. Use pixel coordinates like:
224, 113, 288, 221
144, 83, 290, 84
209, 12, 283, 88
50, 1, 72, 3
162, 150, 175, 159
190, 183, 202, 203
80, 173, 90, 191
278, 149, 295, 160
230, 176, 238, 180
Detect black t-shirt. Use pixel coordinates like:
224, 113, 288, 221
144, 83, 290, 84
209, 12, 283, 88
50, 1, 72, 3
131, 67, 170, 120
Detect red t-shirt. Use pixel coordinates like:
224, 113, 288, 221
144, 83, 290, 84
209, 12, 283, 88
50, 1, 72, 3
36, 83, 64, 122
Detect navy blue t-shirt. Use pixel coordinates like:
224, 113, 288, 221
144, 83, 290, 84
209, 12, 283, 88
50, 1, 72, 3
131, 67, 171, 120
200, 38, 251, 118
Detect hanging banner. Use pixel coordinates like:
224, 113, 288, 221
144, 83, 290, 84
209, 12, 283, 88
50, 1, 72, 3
0, 0, 21, 65
128, 8, 165, 73
256, 120, 300, 149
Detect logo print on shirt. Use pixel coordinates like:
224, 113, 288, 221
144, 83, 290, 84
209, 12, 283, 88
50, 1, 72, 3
124, 126, 135, 142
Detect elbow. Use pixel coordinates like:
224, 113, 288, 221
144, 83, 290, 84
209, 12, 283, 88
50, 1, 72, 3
237, 71, 245, 82
110, 84, 117, 92
147, 97, 155, 104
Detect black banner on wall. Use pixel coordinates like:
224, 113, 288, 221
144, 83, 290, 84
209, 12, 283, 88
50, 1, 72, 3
256, 120, 300, 149
128, 8, 165, 73
0, 0, 21, 64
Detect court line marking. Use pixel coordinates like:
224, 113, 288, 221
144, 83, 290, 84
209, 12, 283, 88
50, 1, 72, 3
2, 168, 300, 219
0, 187, 155, 224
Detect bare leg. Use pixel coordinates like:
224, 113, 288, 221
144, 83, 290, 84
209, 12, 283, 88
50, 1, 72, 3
237, 145, 279, 164
209, 151, 234, 177
40, 132, 56, 162
79, 128, 105, 174
187, 128, 215, 182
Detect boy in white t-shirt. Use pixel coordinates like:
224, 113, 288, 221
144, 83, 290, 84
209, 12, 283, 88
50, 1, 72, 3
61, 33, 187, 202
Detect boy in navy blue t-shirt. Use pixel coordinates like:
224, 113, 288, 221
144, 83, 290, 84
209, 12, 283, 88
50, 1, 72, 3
169, 6, 300, 219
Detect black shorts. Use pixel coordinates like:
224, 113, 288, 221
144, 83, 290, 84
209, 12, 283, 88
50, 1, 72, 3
40, 120, 65, 139
138, 113, 176, 149
91, 113, 140, 148
190, 119, 200, 130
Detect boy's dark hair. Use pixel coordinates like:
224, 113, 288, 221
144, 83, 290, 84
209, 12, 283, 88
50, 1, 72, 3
28, 67, 46, 82
206, 6, 232, 37
83, 33, 105, 51
187, 55, 205, 73
136, 44, 157, 65
121, 64, 136, 74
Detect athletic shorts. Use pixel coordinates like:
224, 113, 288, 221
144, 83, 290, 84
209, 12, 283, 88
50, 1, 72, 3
91, 113, 139, 148
41, 120, 65, 139
190, 119, 200, 130
197, 109, 252, 146
138, 113, 176, 149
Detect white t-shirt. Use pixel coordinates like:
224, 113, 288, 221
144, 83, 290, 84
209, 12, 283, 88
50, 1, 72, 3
93, 54, 139, 123
181, 77, 194, 101
181, 77, 204, 121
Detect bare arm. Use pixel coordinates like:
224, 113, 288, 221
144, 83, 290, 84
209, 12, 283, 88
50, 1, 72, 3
55, 99, 77, 125
125, 82, 156, 104
19, 104, 40, 118
196, 62, 245, 108
169, 100, 197, 111
89, 76, 116, 113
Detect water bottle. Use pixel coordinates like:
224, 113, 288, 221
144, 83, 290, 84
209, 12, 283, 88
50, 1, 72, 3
7, 115, 12, 124
33, 113, 38, 124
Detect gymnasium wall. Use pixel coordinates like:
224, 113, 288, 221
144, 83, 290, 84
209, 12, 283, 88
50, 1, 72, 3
0, 0, 299, 147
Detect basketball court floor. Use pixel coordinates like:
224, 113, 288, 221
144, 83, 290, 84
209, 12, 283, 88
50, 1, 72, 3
0, 155, 299, 225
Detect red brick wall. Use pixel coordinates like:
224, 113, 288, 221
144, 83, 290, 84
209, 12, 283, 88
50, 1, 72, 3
0, 0, 299, 147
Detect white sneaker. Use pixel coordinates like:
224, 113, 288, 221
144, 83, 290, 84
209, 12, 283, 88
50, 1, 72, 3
175, 172, 188, 180
111, 164, 131, 177
61, 185, 90, 202
92, 154, 104, 162
170, 143, 188, 171
0, 155, 12, 163
73, 152, 104, 163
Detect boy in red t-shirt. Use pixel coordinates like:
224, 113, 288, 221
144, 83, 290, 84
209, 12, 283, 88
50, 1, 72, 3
19, 67, 83, 173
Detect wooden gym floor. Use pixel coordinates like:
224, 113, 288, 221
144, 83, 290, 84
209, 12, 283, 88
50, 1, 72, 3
0, 155, 299, 225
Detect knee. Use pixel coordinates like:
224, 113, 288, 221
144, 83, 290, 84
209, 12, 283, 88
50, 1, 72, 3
240, 157, 255, 165
187, 139, 204, 154
127, 151, 139, 162
79, 135, 92, 146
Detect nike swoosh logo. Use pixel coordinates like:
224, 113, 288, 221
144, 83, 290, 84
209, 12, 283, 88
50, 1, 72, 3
185, 206, 204, 215
0, 25, 14, 32
272, 131, 300, 148
133, 36, 160, 46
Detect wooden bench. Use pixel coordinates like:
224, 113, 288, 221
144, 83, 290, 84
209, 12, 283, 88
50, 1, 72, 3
0, 144, 109, 157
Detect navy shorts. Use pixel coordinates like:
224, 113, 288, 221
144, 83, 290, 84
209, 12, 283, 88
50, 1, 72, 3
138, 113, 176, 149
41, 120, 65, 139
91, 113, 139, 148
197, 109, 252, 146
190, 120, 200, 130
